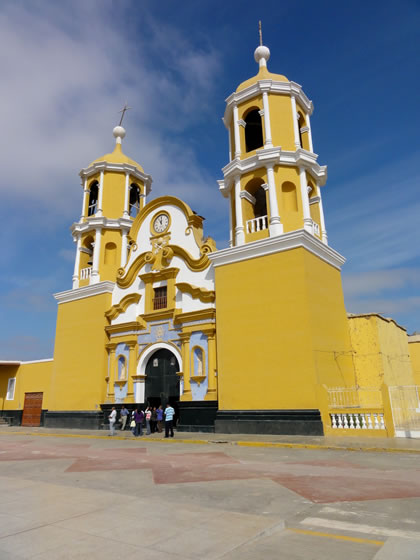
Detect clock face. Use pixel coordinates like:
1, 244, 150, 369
153, 213, 169, 233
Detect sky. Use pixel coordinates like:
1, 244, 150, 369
0, 0, 419, 360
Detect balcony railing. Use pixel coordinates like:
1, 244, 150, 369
153, 296, 167, 310
246, 215, 268, 234
80, 267, 92, 280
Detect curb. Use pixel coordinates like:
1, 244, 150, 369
1, 430, 420, 454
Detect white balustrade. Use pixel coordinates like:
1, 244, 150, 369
80, 267, 92, 280
246, 215, 268, 234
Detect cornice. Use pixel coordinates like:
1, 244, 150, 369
71, 216, 133, 235
219, 148, 327, 196
79, 162, 152, 194
54, 281, 115, 304
224, 80, 313, 125
208, 230, 345, 270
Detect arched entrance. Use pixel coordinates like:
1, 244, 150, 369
145, 348, 180, 420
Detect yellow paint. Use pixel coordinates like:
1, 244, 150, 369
408, 337, 420, 385
215, 248, 355, 411
50, 293, 111, 410
348, 314, 415, 388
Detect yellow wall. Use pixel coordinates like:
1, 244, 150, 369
408, 338, 420, 385
348, 315, 415, 388
50, 293, 111, 410
214, 247, 355, 411
0, 361, 53, 412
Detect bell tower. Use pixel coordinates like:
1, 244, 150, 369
72, 125, 152, 289
219, 42, 328, 247
209, 39, 356, 435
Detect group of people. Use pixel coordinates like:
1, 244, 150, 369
108, 403, 175, 439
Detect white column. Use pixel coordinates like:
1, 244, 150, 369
80, 178, 89, 220
234, 176, 245, 245
317, 184, 328, 245
306, 113, 314, 153
123, 172, 130, 217
266, 165, 283, 236
121, 230, 128, 267
97, 170, 104, 216
233, 105, 241, 158
72, 234, 81, 289
91, 227, 102, 284
299, 167, 313, 233
291, 96, 301, 149
262, 91, 273, 148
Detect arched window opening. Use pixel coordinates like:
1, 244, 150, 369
117, 356, 126, 380
282, 182, 298, 212
245, 109, 263, 152
88, 181, 99, 216
129, 183, 141, 217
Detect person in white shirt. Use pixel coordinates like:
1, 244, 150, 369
108, 407, 117, 436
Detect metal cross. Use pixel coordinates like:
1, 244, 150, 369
259, 21, 263, 46
118, 102, 132, 126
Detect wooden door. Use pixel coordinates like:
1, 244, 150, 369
21, 392, 43, 427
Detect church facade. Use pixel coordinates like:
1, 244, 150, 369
1, 43, 419, 437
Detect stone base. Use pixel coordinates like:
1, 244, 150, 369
177, 401, 218, 433
44, 411, 104, 430
214, 409, 324, 436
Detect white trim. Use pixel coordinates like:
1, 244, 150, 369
208, 229, 345, 270
239, 190, 256, 205
137, 342, 182, 376
80, 162, 152, 195
224, 79, 313, 126
54, 281, 115, 304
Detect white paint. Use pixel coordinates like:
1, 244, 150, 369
301, 517, 420, 540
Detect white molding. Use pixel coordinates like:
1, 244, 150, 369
219, 148, 327, 195
79, 162, 152, 195
208, 229, 345, 270
54, 281, 115, 304
224, 79, 313, 126
239, 191, 256, 205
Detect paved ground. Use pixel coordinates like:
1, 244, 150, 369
0, 428, 420, 559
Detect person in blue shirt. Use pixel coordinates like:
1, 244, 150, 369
164, 403, 175, 438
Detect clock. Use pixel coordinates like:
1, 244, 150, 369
153, 213, 169, 233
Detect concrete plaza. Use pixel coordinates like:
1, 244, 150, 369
0, 428, 419, 559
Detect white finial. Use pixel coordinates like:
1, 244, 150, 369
113, 125, 126, 145
254, 21, 270, 68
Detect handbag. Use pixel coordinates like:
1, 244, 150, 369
130, 420, 136, 428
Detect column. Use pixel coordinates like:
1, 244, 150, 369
317, 184, 328, 244
91, 227, 102, 283
206, 331, 217, 399
127, 342, 137, 403
291, 95, 301, 149
266, 164, 283, 236
234, 175, 245, 245
233, 104, 241, 158
80, 178, 89, 220
299, 167, 313, 233
306, 113, 314, 153
121, 229, 129, 268
262, 90, 273, 148
72, 234, 81, 289
106, 344, 117, 399
97, 170, 104, 216
123, 172, 130, 217
180, 333, 191, 400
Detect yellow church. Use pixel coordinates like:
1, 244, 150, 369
1, 41, 420, 438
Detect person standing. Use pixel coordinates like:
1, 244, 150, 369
108, 406, 117, 436
145, 406, 152, 435
120, 405, 129, 431
164, 403, 175, 438
156, 405, 164, 433
133, 409, 144, 437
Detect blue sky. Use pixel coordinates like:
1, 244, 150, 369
0, 0, 419, 360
